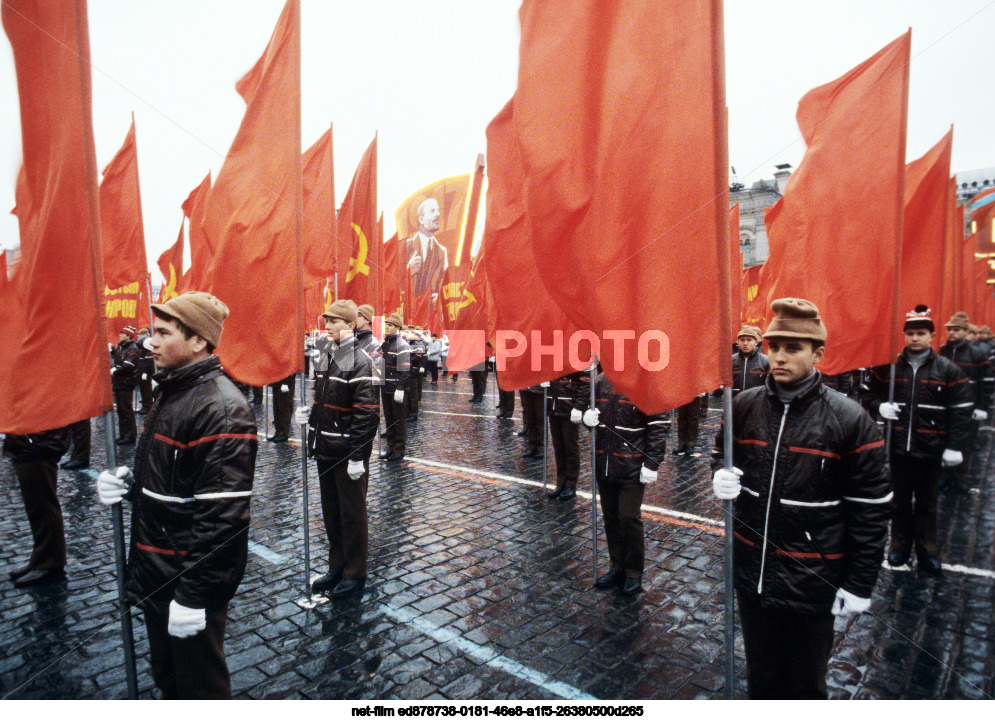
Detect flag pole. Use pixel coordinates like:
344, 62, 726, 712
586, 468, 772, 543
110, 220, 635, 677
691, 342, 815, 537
722, 386, 735, 699
589, 359, 599, 581
542, 386, 548, 492
885, 364, 896, 456
103, 411, 138, 699
299, 368, 311, 598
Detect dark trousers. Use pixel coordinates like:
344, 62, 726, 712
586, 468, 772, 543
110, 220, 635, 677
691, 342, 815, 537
270, 374, 296, 436
251, 386, 263, 403
470, 370, 487, 399
676, 395, 703, 448
597, 480, 645, 577
520, 391, 545, 452
316, 458, 369, 578
13, 459, 66, 570
425, 360, 439, 382
890, 454, 941, 558
406, 370, 422, 417
114, 388, 137, 440
382, 388, 407, 453
737, 590, 834, 700
67, 418, 91, 464
138, 374, 153, 410
549, 416, 580, 488
145, 604, 231, 700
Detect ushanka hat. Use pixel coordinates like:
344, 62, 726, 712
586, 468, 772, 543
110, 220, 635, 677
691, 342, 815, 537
762, 298, 827, 343
903, 304, 934, 333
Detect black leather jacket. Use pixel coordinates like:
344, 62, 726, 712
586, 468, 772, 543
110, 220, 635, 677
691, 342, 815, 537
546, 372, 586, 418
716, 374, 891, 614
111, 339, 140, 391
380, 333, 410, 392
3, 428, 71, 462
126, 355, 256, 613
731, 348, 770, 395
940, 340, 990, 409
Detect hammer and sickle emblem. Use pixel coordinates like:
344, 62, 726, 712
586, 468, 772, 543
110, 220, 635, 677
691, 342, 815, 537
161, 263, 179, 302
747, 284, 758, 302
454, 289, 476, 316
346, 223, 371, 282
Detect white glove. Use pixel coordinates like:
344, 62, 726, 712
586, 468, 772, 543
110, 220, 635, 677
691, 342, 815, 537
280, 384, 289, 393
347, 459, 365, 480
713, 467, 743, 500
973, 409, 988, 421
394, 389, 404, 404
831, 588, 870, 618
878, 402, 900, 421
540, 382, 550, 388
141, 373, 148, 381
640, 465, 657, 484
582, 408, 600, 428
167, 600, 206, 638
97, 466, 133, 505
294, 406, 310, 425
569, 408, 582, 424
941, 448, 963, 467
142, 337, 154, 351
110, 367, 118, 376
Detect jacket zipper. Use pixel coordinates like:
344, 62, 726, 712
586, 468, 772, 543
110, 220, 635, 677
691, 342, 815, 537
907, 364, 918, 453
742, 355, 748, 391
758, 401, 790, 595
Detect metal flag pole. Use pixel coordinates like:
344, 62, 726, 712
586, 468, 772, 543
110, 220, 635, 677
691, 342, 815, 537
103, 411, 138, 699
299, 368, 311, 599
263, 384, 269, 440
722, 386, 735, 700
885, 364, 896, 456
542, 386, 548, 492
589, 360, 599, 580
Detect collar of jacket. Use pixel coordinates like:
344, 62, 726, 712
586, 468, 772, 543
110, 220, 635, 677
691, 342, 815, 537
763, 368, 824, 404
738, 347, 760, 360
898, 346, 936, 366
153, 355, 222, 394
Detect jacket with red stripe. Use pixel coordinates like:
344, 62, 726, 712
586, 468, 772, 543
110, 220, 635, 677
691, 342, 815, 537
715, 373, 891, 614
939, 339, 990, 410
546, 371, 587, 419
731, 348, 770, 395
866, 348, 973, 458
126, 355, 257, 614
306, 333, 380, 463
579, 372, 669, 484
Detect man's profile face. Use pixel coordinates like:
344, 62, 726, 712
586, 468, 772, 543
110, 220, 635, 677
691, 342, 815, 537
904, 328, 934, 353
118, 331, 131, 344
150, 316, 205, 371
385, 322, 399, 336
766, 337, 823, 385
418, 199, 441, 235
355, 315, 370, 330
737, 336, 758, 355
946, 325, 967, 343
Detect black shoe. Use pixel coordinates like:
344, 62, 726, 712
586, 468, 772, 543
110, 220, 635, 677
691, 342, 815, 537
311, 571, 343, 594
621, 577, 643, 595
379, 450, 391, 459
13, 567, 65, 588
496, 411, 507, 418
671, 445, 687, 455
8, 563, 33, 581
387, 451, 404, 462
60, 458, 89, 470
594, 570, 625, 589
559, 488, 576, 500
267, 434, 288, 443
522, 448, 539, 458
887, 550, 910, 567
331, 578, 365, 598
116, 437, 135, 446
547, 485, 565, 499
919, 556, 943, 577
516, 429, 528, 437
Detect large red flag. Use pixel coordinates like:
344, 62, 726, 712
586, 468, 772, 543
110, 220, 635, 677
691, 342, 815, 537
964, 231, 978, 322
514, 0, 729, 411
157, 222, 184, 303
201, 0, 302, 385
100, 115, 150, 341
447, 248, 496, 373
1, 0, 113, 433
729, 204, 742, 339
741, 264, 770, 330
302, 125, 334, 285
939, 181, 962, 326
179, 171, 211, 292
761, 32, 910, 374
382, 231, 402, 318
337, 135, 377, 306
899, 129, 952, 338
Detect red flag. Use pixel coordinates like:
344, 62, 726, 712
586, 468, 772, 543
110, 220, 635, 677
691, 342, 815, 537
939, 181, 962, 326
409, 286, 433, 329
729, 204, 742, 338
179, 171, 211, 292
302, 125, 334, 285
382, 231, 402, 317
761, 32, 910, 374
157, 222, 184, 303
447, 249, 496, 373
200, 0, 303, 385
337, 135, 377, 306
741, 264, 770, 330
899, 129, 952, 336
964, 231, 978, 322
514, 0, 730, 411
1, 0, 113, 433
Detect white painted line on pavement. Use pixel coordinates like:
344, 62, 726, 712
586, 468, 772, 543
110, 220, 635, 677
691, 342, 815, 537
379, 603, 597, 701
247, 541, 288, 565
422, 410, 502, 420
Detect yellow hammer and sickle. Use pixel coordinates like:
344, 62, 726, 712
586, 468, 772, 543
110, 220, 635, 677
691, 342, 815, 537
454, 289, 476, 316
161, 263, 179, 302
346, 223, 371, 282
747, 284, 758, 301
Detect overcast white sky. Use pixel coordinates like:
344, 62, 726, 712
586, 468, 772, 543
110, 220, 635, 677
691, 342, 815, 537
2, 0, 994, 284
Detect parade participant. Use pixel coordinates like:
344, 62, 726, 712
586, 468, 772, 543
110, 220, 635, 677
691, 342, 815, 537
403, 326, 426, 422
821, 371, 855, 396
267, 374, 296, 443
519, 383, 545, 456
379, 314, 410, 461
354, 304, 383, 381
975, 325, 995, 414
135, 327, 156, 412
295, 300, 379, 598
731, 325, 769, 397
578, 369, 668, 594
939, 312, 989, 486
426, 334, 442, 383
111, 325, 141, 444
866, 305, 972, 574
546, 372, 585, 499
673, 393, 705, 456
5, 427, 70, 587
496, 369, 515, 419
468, 358, 487, 402
59, 418, 91, 471
712, 297, 891, 699
440, 334, 450, 378
96, 291, 255, 700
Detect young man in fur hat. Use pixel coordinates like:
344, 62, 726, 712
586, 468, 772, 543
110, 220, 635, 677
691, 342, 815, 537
712, 297, 891, 699
96, 291, 256, 699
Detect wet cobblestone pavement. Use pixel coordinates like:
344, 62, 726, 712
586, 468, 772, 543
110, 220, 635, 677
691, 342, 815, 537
2, 375, 994, 700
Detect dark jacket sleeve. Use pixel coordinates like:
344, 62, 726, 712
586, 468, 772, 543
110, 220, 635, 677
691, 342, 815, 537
944, 361, 974, 452
640, 412, 670, 472
171, 390, 256, 609
349, 354, 380, 463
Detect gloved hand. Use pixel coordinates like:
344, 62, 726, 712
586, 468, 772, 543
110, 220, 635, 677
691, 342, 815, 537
280, 384, 290, 393
394, 389, 404, 404
639, 465, 657, 484
569, 409, 582, 424
582, 408, 600, 428
712, 467, 743, 500
167, 600, 206, 638
142, 337, 154, 351
540, 382, 550, 388
878, 402, 900, 421
141, 373, 148, 381
973, 409, 988, 421
110, 367, 118, 376
347, 459, 365, 480
941, 448, 963, 467
831, 588, 871, 618
97, 466, 133, 506
293, 406, 310, 425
